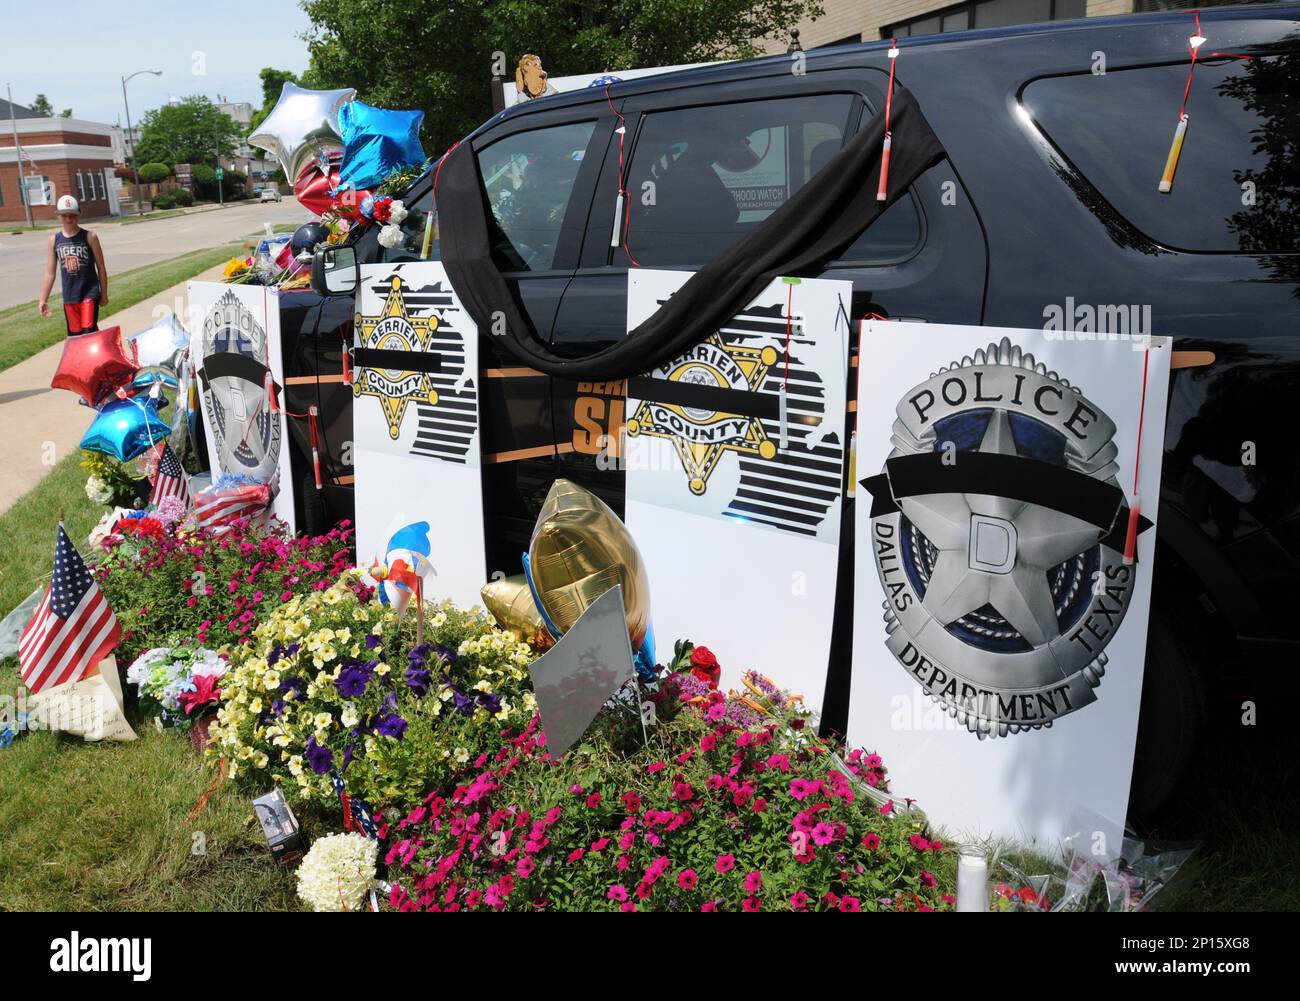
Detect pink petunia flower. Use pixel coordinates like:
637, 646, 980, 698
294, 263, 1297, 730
742, 896, 762, 912
744, 871, 763, 894
789, 891, 810, 911
862, 832, 882, 850
715, 854, 735, 874
607, 885, 629, 901
677, 869, 698, 890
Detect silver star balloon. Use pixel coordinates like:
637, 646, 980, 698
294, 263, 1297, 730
127, 312, 189, 369
247, 82, 356, 183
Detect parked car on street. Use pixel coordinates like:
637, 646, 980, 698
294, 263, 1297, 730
259, 187, 282, 203
244, 5, 1300, 819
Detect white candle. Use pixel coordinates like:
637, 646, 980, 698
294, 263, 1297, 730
956, 852, 989, 912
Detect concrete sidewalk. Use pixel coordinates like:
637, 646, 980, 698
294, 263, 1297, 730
0, 264, 225, 516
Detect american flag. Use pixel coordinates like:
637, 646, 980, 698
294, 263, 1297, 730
19, 524, 122, 695
192, 482, 270, 531
150, 442, 191, 508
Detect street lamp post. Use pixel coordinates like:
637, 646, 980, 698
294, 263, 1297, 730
121, 69, 161, 217
6, 83, 33, 227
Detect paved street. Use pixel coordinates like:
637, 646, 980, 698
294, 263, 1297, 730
0, 200, 311, 310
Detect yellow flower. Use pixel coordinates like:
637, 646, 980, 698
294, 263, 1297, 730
222, 256, 248, 278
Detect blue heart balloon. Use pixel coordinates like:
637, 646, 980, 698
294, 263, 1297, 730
80, 397, 172, 461
337, 100, 426, 192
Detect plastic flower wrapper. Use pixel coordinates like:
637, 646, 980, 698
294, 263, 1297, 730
127, 644, 228, 728
89, 506, 138, 550
297, 832, 379, 912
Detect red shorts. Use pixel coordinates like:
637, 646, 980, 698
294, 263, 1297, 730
64, 298, 99, 335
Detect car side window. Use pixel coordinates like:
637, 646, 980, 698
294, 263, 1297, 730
623, 95, 853, 267
620, 93, 921, 268
476, 120, 597, 272
378, 185, 437, 263
1023, 54, 1299, 252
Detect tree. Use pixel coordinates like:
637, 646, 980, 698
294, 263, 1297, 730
300, 0, 823, 153
249, 67, 302, 134
138, 162, 171, 183
29, 94, 53, 116
134, 96, 240, 168
60, 108, 73, 118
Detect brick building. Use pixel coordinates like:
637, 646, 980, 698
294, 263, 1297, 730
0, 101, 118, 223
760, 0, 1209, 50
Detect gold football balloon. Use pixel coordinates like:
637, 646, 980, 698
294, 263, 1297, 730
528, 479, 650, 650
480, 575, 554, 650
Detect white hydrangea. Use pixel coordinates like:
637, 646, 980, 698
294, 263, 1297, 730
296, 832, 378, 912
85, 474, 112, 505
378, 223, 404, 248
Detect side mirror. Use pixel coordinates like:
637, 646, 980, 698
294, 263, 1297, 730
311, 244, 359, 297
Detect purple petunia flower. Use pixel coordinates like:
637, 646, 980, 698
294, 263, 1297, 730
335, 659, 374, 698
304, 735, 334, 775
407, 643, 430, 668
374, 711, 408, 740
406, 666, 432, 697
435, 644, 457, 666
365, 633, 383, 650
476, 691, 502, 715
452, 690, 475, 716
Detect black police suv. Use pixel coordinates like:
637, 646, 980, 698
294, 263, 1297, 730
265, 5, 1300, 818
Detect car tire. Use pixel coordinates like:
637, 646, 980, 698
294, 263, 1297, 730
299, 472, 330, 538
1126, 609, 1206, 827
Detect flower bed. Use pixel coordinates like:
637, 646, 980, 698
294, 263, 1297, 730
94, 518, 355, 667
209, 570, 537, 810
381, 677, 955, 913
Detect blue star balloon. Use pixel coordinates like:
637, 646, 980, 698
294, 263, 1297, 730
336, 100, 426, 192
80, 396, 172, 462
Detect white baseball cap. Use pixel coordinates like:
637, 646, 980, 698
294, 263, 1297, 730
56, 195, 80, 215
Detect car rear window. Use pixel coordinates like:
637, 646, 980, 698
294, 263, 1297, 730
1023, 54, 1299, 252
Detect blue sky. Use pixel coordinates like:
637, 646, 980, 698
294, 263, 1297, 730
3, 0, 313, 124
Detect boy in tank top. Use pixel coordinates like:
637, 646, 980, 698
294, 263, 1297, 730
39, 195, 109, 335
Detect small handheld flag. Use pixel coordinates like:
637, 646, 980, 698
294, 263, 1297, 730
19, 524, 122, 694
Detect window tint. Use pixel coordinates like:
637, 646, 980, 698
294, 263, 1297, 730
625, 94, 919, 267
476, 120, 596, 271
378, 185, 438, 263
1024, 54, 1299, 252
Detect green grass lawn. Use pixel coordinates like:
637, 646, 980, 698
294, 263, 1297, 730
0, 653, 314, 911
0, 452, 104, 618
0, 242, 244, 373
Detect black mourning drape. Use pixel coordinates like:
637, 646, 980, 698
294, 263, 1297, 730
437, 85, 944, 380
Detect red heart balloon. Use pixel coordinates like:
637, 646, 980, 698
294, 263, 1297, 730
50, 325, 138, 407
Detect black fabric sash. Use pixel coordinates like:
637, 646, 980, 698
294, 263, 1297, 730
199, 352, 269, 387
353, 347, 442, 373
861, 452, 1152, 554
438, 85, 945, 380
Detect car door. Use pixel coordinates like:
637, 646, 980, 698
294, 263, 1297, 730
547, 65, 989, 523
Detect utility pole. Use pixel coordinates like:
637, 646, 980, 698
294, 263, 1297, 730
121, 69, 161, 217
6, 83, 34, 227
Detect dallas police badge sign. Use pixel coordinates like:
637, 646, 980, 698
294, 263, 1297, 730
849, 323, 1171, 848
624, 269, 852, 713
861, 336, 1149, 737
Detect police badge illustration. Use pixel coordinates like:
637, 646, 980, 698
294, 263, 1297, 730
197, 288, 281, 488
352, 262, 485, 611
353, 264, 478, 463
625, 271, 848, 541
861, 336, 1155, 738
